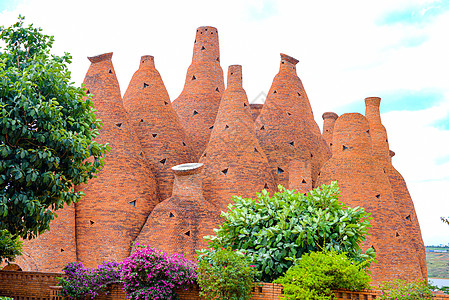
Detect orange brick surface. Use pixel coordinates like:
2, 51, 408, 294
172, 26, 225, 160
122, 55, 195, 201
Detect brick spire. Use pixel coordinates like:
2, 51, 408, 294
172, 26, 225, 160
75, 53, 159, 268
322, 112, 338, 150
255, 54, 331, 188
316, 113, 423, 284
365, 97, 427, 280
135, 163, 220, 259
200, 65, 276, 212
250, 104, 263, 121
122, 55, 195, 201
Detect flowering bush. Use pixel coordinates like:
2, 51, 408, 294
196, 248, 260, 300
379, 279, 433, 300
121, 246, 197, 300
58, 261, 121, 299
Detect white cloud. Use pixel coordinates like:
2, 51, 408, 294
1, 0, 448, 245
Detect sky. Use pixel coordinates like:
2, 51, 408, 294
1, 0, 448, 245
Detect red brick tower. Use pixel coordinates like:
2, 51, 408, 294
322, 112, 338, 149
199, 65, 276, 211
316, 113, 423, 284
172, 26, 225, 160
365, 97, 427, 280
76, 53, 159, 268
122, 55, 195, 201
134, 163, 221, 259
14, 205, 76, 272
255, 54, 331, 188
250, 104, 263, 121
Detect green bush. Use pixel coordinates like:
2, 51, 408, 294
379, 279, 433, 300
196, 248, 260, 300
274, 250, 371, 300
0, 229, 22, 264
205, 182, 374, 282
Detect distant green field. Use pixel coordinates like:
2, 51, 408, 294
426, 247, 449, 278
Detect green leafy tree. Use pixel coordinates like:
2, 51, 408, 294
0, 16, 107, 240
0, 229, 22, 264
274, 250, 371, 300
205, 182, 375, 282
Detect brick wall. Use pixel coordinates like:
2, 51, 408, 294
0, 270, 63, 299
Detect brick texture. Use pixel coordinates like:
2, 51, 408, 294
172, 26, 225, 160
365, 97, 427, 280
14, 204, 76, 272
322, 112, 338, 150
0, 270, 63, 299
316, 113, 423, 284
250, 104, 263, 121
255, 53, 331, 188
135, 163, 221, 259
200, 65, 276, 212
122, 55, 195, 201
75, 53, 159, 268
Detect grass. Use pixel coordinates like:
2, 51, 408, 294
426, 246, 449, 278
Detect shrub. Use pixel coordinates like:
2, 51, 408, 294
58, 261, 121, 299
0, 229, 22, 264
121, 246, 197, 300
274, 250, 371, 300
379, 279, 433, 300
196, 248, 260, 300
206, 182, 374, 282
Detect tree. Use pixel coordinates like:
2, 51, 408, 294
0, 229, 22, 264
0, 16, 108, 240
205, 182, 375, 282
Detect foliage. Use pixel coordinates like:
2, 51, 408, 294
0, 229, 22, 264
274, 250, 371, 300
379, 279, 433, 300
0, 16, 108, 239
196, 248, 260, 300
205, 182, 374, 282
121, 245, 197, 300
58, 261, 121, 299
0, 297, 13, 300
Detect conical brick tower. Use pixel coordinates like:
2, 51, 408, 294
322, 112, 338, 149
199, 65, 276, 211
316, 113, 423, 284
172, 26, 225, 160
123, 55, 195, 201
255, 54, 331, 188
134, 163, 221, 259
365, 97, 427, 280
75, 53, 159, 268
13, 205, 76, 272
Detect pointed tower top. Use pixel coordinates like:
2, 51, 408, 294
280, 53, 299, 65
139, 55, 155, 68
88, 52, 113, 64
322, 112, 339, 120
193, 26, 220, 62
227, 65, 242, 88
365, 96, 381, 107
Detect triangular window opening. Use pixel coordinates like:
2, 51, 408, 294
115, 123, 122, 128
192, 75, 196, 80
289, 141, 295, 146
129, 200, 136, 207
225, 125, 229, 129
395, 232, 400, 237
264, 183, 269, 189
244, 102, 248, 107
216, 57, 220, 62
109, 70, 113, 74
159, 158, 167, 165
86, 89, 90, 94
201, 46, 206, 50
182, 141, 187, 147
216, 87, 220, 92
375, 194, 380, 199
143, 83, 149, 88
90, 220, 95, 225
277, 167, 284, 174
184, 230, 191, 237
310, 153, 314, 158
169, 212, 175, 218
193, 110, 199, 115
343, 145, 348, 150
260, 125, 265, 130
405, 215, 411, 221
273, 90, 277, 94
302, 179, 306, 184
140, 119, 144, 123
139, 151, 144, 157
209, 125, 214, 130
164, 101, 169, 105
287, 112, 292, 116
297, 92, 301, 97
221, 168, 229, 175
254, 147, 259, 153
152, 133, 158, 138
61, 248, 65, 252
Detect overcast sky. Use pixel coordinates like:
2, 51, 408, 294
1, 0, 448, 245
